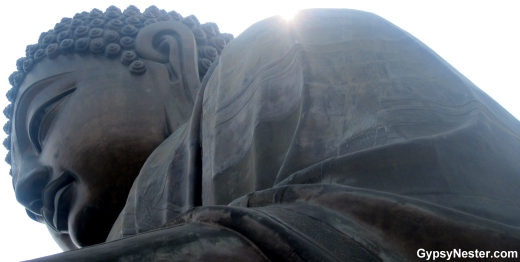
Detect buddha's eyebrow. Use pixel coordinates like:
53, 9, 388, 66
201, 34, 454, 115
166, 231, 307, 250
28, 87, 76, 153
17, 72, 74, 121
19, 72, 73, 98
13, 72, 75, 153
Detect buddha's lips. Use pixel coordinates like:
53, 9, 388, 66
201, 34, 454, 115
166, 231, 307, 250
41, 172, 75, 233
53, 183, 73, 232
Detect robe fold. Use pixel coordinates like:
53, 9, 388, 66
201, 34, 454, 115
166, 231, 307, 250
105, 9, 520, 261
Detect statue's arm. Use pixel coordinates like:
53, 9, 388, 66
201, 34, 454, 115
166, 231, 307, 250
31, 222, 269, 262
30, 183, 520, 261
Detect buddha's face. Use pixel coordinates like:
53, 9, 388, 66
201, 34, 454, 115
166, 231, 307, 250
11, 55, 193, 248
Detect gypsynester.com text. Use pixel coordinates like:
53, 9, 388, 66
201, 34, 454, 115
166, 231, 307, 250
417, 248, 518, 260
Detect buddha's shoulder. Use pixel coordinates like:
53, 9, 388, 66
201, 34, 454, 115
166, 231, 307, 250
228, 8, 405, 47
220, 8, 409, 68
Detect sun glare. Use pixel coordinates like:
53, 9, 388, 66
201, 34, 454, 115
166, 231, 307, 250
281, 9, 297, 20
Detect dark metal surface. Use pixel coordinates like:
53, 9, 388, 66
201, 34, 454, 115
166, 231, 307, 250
14, 8, 520, 261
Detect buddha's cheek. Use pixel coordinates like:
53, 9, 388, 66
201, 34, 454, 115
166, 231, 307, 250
44, 119, 164, 247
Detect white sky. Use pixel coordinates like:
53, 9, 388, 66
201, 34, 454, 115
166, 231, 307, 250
0, 1, 518, 261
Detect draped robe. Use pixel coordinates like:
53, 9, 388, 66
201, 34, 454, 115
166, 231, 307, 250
102, 9, 520, 261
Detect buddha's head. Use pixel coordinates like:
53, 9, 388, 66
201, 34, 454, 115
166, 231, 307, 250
4, 5, 231, 250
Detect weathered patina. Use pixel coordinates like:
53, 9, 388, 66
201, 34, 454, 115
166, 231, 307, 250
7, 6, 520, 261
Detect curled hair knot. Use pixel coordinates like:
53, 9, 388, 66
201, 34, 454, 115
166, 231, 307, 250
89, 38, 105, 54
9, 71, 24, 88
41, 33, 56, 48
72, 12, 87, 21
57, 31, 72, 43
142, 10, 159, 20
199, 46, 218, 61
106, 19, 124, 30
16, 58, 25, 71
158, 14, 172, 21
201, 23, 216, 37
74, 37, 90, 53
74, 26, 90, 38
105, 43, 121, 58
8, 71, 16, 86
181, 17, 195, 28
69, 19, 84, 31
13, 72, 24, 87
187, 15, 201, 27
125, 16, 142, 28
89, 28, 104, 39
205, 22, 220, 35
144, 18, 158, 26
5, 151, 10, 165
105, 10, 121, 20
60, 17, 72, 24
8, 71, 15, 86
121, 25, 138, 36
209, 36, 226, 54
26, 44, 39, 57
23, 58, 34, 72
123, 9, 140, 18
220, 33, 234, 44
59, 39, 75, 54
125, 5, 141, 13
53, 23, 69, 34
106, 5, 122, 14
45, 43, 59, 59
142, 12, 156, 20
104, 30, 120, 43
3, 121, 11, 135
144, 6, 161, 17
198, 58, 212, 78
120, 50, 137, 65
38, 32, 50, 44
129, 60, 146, 74
5, 89, 16, 103
87, 10, 104, 21
119, 37, 134, 49
90, 18, 105, 28
33, 49, 46, 61
3, 104, 13, 119
168, 11, 181, 21
191, 27, 207, 45
3, 136, 11, 150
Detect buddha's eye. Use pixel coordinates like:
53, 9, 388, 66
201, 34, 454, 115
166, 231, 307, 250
29, 88, 75, 153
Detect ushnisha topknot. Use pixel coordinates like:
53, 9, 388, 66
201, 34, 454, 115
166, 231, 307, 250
3, 5, 234, 171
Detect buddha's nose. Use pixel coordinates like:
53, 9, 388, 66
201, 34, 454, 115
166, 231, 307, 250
14, 166, 51, 216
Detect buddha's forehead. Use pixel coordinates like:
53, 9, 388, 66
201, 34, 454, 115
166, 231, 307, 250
18, 55, 126, 97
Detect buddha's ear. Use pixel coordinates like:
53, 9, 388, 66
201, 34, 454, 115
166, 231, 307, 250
136, 21, 200, 102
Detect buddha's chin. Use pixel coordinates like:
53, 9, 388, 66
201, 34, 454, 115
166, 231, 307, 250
67, 199, 119, 248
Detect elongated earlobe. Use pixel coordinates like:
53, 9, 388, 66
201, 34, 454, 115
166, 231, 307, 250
135, 21, 200, 103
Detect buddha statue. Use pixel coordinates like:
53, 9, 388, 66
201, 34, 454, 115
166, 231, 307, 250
6, 5, 520, 261
6, 5, 232, 249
